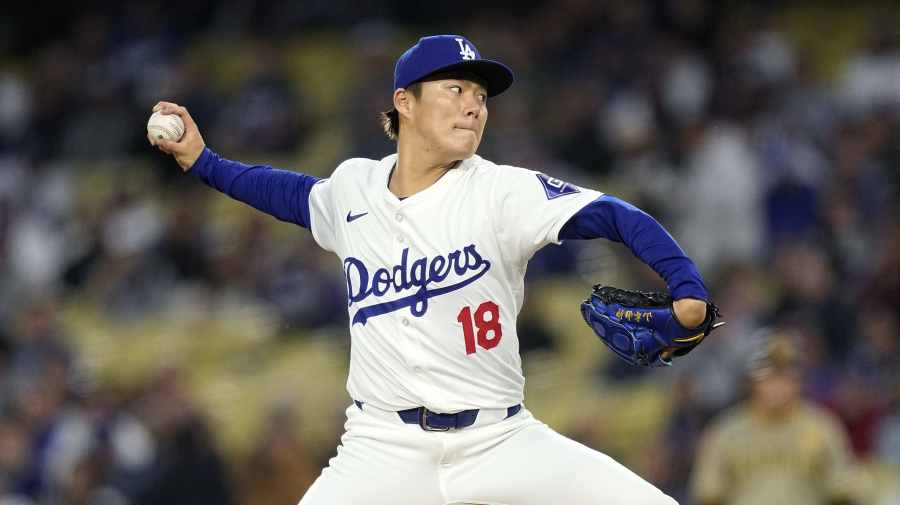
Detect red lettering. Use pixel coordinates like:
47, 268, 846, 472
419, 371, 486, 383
458, 306, 477, 355
458, 301, 502, 354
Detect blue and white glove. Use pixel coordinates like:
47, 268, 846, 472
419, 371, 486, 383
581, 285, 724, 367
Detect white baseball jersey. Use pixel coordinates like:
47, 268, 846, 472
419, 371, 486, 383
190, 147, 680, 505
307, 153, 601, 413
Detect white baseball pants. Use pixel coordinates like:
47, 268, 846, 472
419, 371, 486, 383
298, 403, 677, 505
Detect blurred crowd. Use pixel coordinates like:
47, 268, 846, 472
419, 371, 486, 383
1, 0, 900, 504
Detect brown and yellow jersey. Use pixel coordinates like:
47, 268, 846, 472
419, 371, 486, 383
691, 401, 859, 505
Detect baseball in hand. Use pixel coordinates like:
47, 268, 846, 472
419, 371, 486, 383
147, 111, 185, 145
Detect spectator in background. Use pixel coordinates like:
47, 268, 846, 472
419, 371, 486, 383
839, 18, 900, 116
80, 186, 172, 318
5, 296, 72, 390
235, 402, 320, 505
864, 208, 900, 315
671, 117, 764, 274
133, 365, 232, 505
158, 182, 213, 287
211, 40, 311, 156
770, 241, 855, 357
261, 237, 348, 333
844, 304, 900, 410
691, 333, 859, 505
823, 305, 898, 460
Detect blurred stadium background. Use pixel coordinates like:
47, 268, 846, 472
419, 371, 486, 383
1, 0, 900, 504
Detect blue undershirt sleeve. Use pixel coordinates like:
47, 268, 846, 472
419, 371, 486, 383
558, 195, 708, 301
186, 147, 320, 229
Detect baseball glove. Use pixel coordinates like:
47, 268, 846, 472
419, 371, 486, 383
580, 284, 723, 367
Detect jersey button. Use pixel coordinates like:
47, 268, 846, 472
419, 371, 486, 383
413, 366, 422, 374
401, 318, 410, 327
395, 214, 403, 222
397, 235, 405, 243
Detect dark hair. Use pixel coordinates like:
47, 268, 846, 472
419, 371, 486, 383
381, 81, 423, 141
380, 71, 488, 141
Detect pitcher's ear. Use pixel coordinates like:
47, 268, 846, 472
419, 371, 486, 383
394, 88, 412, 114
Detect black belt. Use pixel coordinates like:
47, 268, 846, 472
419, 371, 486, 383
354, 400, 521, 431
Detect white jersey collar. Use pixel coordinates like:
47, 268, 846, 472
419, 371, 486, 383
380, 154, 481, 206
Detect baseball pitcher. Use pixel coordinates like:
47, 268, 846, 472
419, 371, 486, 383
152, 35, 722, 505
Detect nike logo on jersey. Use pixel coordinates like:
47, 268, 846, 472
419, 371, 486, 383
344, 245, 491, 325
346, 211, 368, 222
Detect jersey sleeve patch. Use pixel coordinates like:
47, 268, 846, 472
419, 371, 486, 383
536, 173, 580, 200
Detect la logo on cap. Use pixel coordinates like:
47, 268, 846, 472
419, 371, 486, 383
455, 38, 476, 60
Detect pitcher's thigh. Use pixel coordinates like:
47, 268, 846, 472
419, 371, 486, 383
448, 423, 677, 505
298, 413, 445, 505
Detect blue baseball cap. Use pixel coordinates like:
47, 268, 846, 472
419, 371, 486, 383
394, 35, 514, 97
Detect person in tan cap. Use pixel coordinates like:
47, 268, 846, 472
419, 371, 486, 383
691, 332, 860, 505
